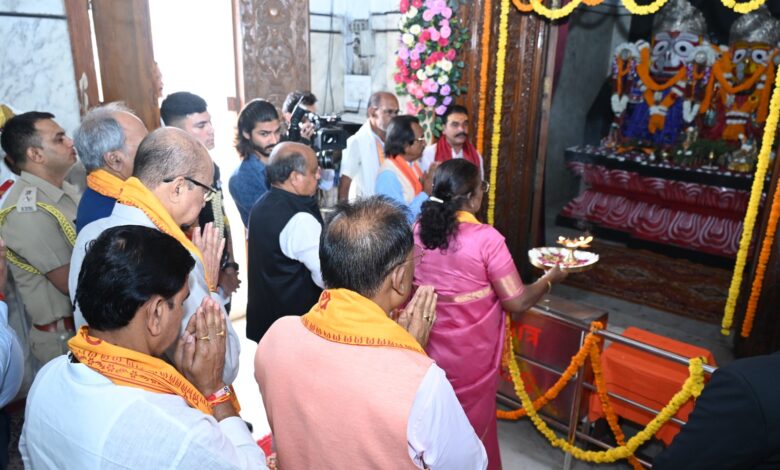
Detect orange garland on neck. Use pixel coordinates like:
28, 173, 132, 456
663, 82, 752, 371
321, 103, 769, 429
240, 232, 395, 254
636, 46, 686, 92
702, 52, 775, 116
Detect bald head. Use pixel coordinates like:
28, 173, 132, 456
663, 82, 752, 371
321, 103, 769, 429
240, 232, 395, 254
266, 141, 315, 185
368, 92, 396, 110
132, 127, 211, 189
320, 196, 412, 298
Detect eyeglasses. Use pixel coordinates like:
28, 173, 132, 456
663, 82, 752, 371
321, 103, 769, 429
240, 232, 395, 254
163, 176, 217, 202
380, 108, 400, 116
410, 246, 425, 265
481, 180, 490, 192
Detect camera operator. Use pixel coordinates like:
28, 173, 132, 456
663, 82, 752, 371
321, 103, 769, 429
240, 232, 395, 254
282, 91, 317, 145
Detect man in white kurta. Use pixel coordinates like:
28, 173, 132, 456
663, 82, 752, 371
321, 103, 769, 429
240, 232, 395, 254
22, 225, 264, 469
338, 92, 399, 201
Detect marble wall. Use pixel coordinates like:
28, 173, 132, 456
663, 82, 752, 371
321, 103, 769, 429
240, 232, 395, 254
0, 0, 80, 134
310, 14, 346, 116
308, 2, 404, 118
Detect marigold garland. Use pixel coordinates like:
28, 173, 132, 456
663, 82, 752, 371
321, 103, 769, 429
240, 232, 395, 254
394, 0, 470, 137
502, 316, 707, 463
720, 0, 767, 14
476, 0, 493, 156
722, 69, 780, 336
497, 320, 603, 420
487, 0, 510, 226
620, 0, 669, 15
511, 0, 762, 18
529, 0, 583, 20
511, 0, 533, 13
636, 47, 685, 92
589, 341, 643, 470
737, 69, 780, 338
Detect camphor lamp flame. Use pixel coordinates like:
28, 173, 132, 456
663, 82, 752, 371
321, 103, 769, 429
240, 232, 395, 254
556, 235, 594, 265
556, 235, 593, 249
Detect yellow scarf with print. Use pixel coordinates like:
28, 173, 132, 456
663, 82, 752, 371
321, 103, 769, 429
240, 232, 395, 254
87, 169, 124, 199
69, 327, 212, 414
456, 210, 480, 224
117, 177, 213, 290
302, 289, 426, 355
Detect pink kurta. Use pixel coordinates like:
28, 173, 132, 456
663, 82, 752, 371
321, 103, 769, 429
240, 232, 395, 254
414, 219, 524, 470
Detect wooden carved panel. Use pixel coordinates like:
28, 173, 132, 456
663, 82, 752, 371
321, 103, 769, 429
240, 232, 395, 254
458, 2, 552, 275
238, 0, 310, 110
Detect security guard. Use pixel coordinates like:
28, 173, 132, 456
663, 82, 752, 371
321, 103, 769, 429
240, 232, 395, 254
0, 112, 81, 364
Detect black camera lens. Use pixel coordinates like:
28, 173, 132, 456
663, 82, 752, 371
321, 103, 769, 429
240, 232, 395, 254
317, 152, 334, 170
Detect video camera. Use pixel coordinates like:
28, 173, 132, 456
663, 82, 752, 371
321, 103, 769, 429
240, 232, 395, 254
288, 99, 348, 170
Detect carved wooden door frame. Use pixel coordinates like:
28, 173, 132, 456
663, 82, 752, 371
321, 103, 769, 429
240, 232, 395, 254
234, 0, 311, 112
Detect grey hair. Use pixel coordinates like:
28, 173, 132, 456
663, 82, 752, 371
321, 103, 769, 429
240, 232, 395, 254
132, 128, 208, 189
74, 102, 135, 172
266, 148, 308, 184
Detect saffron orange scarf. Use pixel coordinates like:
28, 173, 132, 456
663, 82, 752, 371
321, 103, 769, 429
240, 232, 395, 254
117, 177, 212, 290
86, 169, 124, 199
456, 211, 480, 225
68, 326, 212, 415
301, 289, 427, 355
388, 156, 423, 195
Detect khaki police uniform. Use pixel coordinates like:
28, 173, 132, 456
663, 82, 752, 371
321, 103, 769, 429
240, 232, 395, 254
0, 171, 80, 363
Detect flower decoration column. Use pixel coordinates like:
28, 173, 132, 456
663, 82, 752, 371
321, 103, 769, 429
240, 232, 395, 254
394, 0, 470, 139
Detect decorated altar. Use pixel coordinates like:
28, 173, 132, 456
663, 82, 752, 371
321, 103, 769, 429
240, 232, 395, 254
558, 145, 753, 258
558, 0, 780, 260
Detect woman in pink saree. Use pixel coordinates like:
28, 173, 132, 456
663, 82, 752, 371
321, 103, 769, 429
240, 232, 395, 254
414, 160, 565, 469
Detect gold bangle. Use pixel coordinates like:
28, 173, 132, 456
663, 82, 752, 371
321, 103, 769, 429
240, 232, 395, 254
546, 280, 552, 294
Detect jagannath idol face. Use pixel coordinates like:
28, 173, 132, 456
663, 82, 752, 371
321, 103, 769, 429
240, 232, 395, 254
650, 31, 702, 76
730, 41, 775, 84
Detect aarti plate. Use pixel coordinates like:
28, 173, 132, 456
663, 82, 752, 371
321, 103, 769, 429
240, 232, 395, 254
528, 247, 599, 273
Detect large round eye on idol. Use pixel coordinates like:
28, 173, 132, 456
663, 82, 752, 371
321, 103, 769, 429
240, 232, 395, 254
652, 40, 669, 56
673, 40, 696, 60
752, 49, 769, 65
732, 49, 747, 63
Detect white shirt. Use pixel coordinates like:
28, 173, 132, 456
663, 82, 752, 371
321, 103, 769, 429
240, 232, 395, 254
420, 143, 484, 176
408, 364, 488, 469
20, 356, 267, 469
0, 301, 23, 408
69, 203, 241, 385
279, 212, 323, 288
341, 121, 383, 201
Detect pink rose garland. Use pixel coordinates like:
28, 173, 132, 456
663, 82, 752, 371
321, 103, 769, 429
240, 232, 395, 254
395, 0, 469, 136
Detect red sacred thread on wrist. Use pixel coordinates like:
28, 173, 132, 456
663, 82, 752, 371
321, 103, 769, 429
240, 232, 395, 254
206, 385, 232, 407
